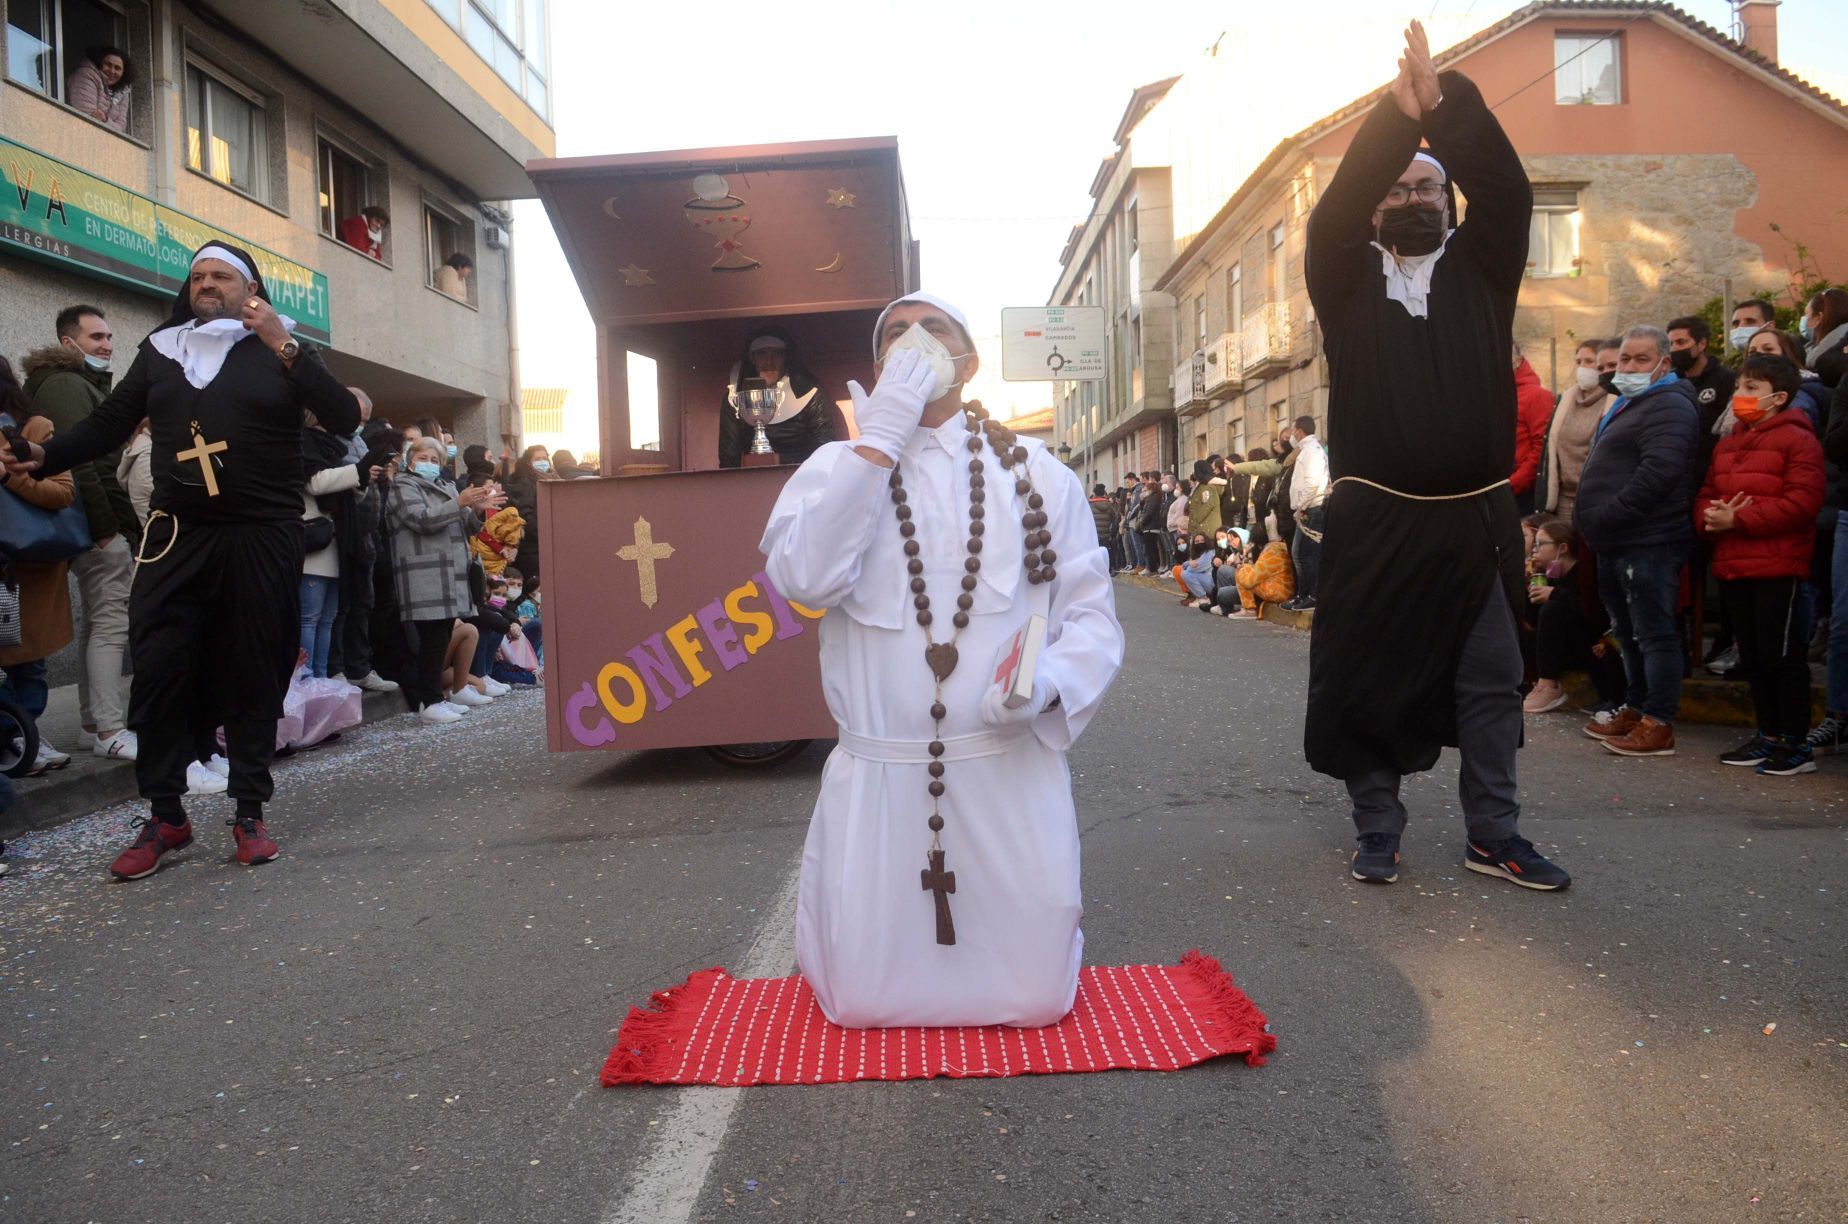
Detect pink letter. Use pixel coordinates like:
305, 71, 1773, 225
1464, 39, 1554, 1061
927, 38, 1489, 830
695, 597, 749, 671
755, 570, 808, 641
565, 682, 617, 747
626, 633, 693, 710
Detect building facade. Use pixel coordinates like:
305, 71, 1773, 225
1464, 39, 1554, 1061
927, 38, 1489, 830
0, 0, 553, 447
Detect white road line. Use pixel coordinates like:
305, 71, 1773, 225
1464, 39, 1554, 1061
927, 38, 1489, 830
600, 861, 802, 1224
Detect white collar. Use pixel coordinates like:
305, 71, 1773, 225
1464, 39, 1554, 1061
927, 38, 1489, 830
905, 409, 969, 454
1369, 232, 1454, 319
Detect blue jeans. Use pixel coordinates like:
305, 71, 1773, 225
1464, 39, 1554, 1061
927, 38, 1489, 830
298, 574, 340, 678
524, 617, 543, 664
1124, 528, 1146, 570
1180, 559, 1215, 597
1597, 544, 1684, 724
0, 659, 49, 721
1293, 504, 1326, 601
474, 628, 504, 678
1830, 510, 1848, 716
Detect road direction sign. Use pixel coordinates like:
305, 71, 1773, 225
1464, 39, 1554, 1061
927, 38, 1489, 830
1000, 306, 1106, 381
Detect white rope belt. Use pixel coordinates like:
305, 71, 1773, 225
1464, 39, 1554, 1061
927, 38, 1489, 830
1331, 476, 1511, 501
836, 726, 1029, 764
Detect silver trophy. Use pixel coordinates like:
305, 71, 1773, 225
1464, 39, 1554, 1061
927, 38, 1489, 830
727, 377, 785, 456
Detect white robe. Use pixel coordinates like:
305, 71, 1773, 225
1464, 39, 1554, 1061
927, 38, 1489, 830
761, 411, 1124, 1028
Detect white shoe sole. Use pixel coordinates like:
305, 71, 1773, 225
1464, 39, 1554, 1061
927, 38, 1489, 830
1601, 741, 1675, 757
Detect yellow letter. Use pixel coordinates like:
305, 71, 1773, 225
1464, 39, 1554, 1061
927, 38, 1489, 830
789, 599, 826, 620
725, 580, 775, 655
665, 614, 712, 687
597, 661, 648, 724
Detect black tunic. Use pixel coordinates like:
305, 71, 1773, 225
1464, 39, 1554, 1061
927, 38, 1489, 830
1303, 72, 1532, 780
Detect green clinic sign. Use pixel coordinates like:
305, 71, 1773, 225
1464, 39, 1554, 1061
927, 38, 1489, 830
0, 137, 331, 343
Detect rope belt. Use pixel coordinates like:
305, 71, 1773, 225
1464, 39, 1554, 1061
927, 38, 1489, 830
836, 725, 1029, 765
133, 510, 179, 566
1330, 476, 1511, 501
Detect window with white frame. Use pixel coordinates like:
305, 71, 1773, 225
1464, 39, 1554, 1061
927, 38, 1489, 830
425, 0, 550, 119
1126, 200, 1138, 253
1225, 262, 1241, 333
6, 0, 131, 115
1194, 295, 1206, 348
423, 198, 477, 300
1269, 222, 1286, 301
1555, 33, 1621, 105
1527, 186, 1582, 278
317, 134, 386, 252
185, 58, 268, 198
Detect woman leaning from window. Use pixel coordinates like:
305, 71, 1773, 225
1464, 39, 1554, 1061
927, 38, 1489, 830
67, 45, 133, 133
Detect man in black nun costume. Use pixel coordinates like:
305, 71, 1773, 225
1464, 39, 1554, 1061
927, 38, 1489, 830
3, 241, 360, 878
1303, 22, 1568, 891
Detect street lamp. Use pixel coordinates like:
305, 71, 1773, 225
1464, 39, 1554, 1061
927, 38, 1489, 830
1057, 442, 1072, 464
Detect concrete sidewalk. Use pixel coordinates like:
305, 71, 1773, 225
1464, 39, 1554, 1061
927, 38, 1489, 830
1, 681, 409, 840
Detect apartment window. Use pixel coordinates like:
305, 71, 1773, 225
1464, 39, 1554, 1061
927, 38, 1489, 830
1269, 222, 1286, 301
185, 59, 268, 198
6, 0, 123, 105
424, 198, 477, 303
318, 135, 387, 255
426, 0, 550, 119
1225, 263, 1242, 331
1272, 399, 1289, 440
1194, 295, 1206, 348
1126, 201, 1139, 254
1555, 33, 1621, 105
1527, 186, 1582, 278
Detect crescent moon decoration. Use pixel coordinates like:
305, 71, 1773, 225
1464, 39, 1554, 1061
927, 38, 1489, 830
815, 253, 843, 273
602, 195, 621, 220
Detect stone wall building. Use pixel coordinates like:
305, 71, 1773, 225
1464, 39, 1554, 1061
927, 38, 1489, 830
0, 0, 553, 448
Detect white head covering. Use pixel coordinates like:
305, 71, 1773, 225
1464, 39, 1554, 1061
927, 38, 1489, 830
148, 245, 295, 389
870, 292, 973, 358
1369, 151, 1454, 319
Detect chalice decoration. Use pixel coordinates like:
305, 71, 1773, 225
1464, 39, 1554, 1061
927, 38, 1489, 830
684, 173, 761, 271
727, 376, 784, 456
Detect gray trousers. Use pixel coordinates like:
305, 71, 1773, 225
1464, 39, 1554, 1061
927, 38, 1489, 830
1346, 592, 1522, 844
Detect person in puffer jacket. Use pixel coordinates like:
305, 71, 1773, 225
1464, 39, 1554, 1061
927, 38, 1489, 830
1695, 353, 1827, 776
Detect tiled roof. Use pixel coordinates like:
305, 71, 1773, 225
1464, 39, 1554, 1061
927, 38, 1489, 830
1001, 407, 1055, 434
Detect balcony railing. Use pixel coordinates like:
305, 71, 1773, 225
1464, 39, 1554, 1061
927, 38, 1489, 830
1172, 358, 1196, 408
1240, 302, 1291, 374
1204, 331, 1241, 394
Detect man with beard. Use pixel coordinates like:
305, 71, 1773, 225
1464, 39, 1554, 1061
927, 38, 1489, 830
1302, 22, 1568, 891
2, 242, 360, 878
718, 326, 839, 468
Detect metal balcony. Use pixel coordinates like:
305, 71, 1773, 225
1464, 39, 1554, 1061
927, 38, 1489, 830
1203, 331, 1241, 395
1240, 302, 1291, 376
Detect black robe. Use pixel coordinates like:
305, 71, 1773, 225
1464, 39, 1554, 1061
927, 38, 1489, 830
1302, 72, 1532, 780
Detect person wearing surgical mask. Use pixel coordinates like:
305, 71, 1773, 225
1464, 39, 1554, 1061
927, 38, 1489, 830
1801, 288, 1848, 389
1538, 338, 1612, 525
501, 444, 553, 586
1573, 324, 1701, 759
1728, 299, 1776, 355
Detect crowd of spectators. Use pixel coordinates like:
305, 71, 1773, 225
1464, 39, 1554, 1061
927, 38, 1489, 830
1090, 291, 1848, 777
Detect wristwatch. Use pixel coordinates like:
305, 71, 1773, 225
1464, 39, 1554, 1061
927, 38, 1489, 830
276, 338, 301, 362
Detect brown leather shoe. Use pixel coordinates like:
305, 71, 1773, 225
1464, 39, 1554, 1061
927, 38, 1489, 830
1602, 716, 1676, 757
1583, 707, 1642, 741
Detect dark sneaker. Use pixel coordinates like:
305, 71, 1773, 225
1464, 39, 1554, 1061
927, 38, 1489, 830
1464, 834, 1571, 891
1805, 716, 1845, 757
109, 817, 194, 880
1756, 742, 1818, 777
1719, 736, 1774, 767
231, 817, 278, 866
1350, 832, 1401, 884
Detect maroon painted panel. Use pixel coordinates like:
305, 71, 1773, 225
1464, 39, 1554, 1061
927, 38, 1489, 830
538, 469, 834, 753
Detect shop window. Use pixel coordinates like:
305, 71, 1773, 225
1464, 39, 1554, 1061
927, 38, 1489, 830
1555, 33, 1622, 105
1527, 187, 1582, 278
184, 58, 268, 199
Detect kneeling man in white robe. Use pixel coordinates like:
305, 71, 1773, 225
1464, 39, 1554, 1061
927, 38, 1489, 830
762, 293, 1124, 1028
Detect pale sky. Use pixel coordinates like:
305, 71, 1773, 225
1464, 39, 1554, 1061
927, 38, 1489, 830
511, 0, 1848, 452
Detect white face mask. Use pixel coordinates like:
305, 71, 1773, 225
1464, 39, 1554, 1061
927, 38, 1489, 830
882, 322, 963, 402
1576, 366, 1601, 390
367, 224, 383, 242
83, 353, 111, 372
1729, 326, 1760, 351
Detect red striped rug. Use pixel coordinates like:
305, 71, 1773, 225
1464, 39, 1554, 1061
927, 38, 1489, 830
602, 950, 1274, 1087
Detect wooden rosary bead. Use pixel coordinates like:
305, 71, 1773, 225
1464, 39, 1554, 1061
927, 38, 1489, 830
903, 539, 920, 556
956, 593, 974, 610
967, 437, 983, 453
964, 557, 982, 573
889, 471, 903, 488
969, 520, 985, 536
967, 538, 982, 554
928, 740, 945, 757
928, 781, 945, 798
892, 487, 908, 503
1015, 479, 1031, 495
914, 593, 930, 610
895, 503, 912, 521
968, 459, 984, 475
1027, 569, 1044, 585
928, 761, 945, 777
907, 558, 924, 575
961, 574, 978, 591
930, 702, 946, 720
917, 610, 933, 626
1036, 529, 1053, 549
1041, 566, 1057, 582
952, 612, 969, 629
970, 505, 985, 520
910, 577, 926, 593
1012, 446, 1028, 467
899, 520, 916, 538
928, 814, 945, 832
1040, 548, 1057, 565
1025, 552, 1041, 570
1027, 492, 1044, 510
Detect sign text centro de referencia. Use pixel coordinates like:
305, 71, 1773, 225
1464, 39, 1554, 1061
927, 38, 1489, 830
1000, 306, 1106, 382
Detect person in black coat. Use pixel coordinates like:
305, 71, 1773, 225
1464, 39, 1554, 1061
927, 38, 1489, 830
5, 240, 360, 878
1301, 23, 1567, 891
718, 326, 838, 468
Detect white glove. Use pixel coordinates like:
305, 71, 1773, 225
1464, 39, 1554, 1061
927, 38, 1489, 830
979, 676, 1058, 728
848, 347, 936, 463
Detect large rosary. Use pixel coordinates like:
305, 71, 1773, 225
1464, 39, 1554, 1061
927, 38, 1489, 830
885, 401, 1058, 946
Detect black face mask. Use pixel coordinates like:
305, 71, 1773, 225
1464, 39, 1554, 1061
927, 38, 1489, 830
1598, 371, 1619, 396
1376, 204, 1447, 256
1669, 348, 1700, 374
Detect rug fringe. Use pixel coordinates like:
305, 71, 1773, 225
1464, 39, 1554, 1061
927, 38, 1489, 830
1175, 949, 1279, 1066
600, 967, 727, 1086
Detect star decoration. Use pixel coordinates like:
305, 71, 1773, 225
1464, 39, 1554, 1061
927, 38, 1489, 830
825, 187, 856, 209
620, 263, 654, 287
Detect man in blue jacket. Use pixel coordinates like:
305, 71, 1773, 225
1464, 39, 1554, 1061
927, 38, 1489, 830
1574, 324, 1701, 757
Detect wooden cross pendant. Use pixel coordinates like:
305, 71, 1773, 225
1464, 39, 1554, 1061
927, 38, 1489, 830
176, 424, 228, 497
920, 847, 956, 946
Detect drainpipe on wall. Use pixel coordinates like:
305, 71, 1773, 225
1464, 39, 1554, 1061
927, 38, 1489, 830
491, 202, 521, 455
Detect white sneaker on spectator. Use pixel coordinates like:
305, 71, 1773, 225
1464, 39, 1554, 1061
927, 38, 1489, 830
419, 704, 463, 725
206, 754, 231, 779
356, 671, 400, 693
482, 677, 511, 696
93, 729, 139, 761
185, 761, 228, 795
439, 701, 471, 716
1208, 605, 1227, 616
1705, 645, 1740, 675
328, 672, 347, 685
35, 740, 71, 771
448, 687, 492, 708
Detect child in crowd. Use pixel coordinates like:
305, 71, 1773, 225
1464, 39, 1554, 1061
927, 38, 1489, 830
491, 570, 542, 685
1695, 353, 1827, 776
1229, 538, 1294, 619
1171, 532, 1217, 606
1523, 520, 1626, 714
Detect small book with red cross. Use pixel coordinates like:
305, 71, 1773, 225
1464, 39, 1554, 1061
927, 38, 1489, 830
993, 615, 1048, 709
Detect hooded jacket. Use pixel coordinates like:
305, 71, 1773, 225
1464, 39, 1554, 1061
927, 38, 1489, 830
1575, 377, 1701, 554
1694, 408, 1826, 580
718, 326, 839, 468
22, 345, 138, 542
1510, 357, 1553, 496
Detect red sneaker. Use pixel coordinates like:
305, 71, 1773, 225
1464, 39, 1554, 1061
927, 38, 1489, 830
109, 817, 193, 880
231, 816, 279, 866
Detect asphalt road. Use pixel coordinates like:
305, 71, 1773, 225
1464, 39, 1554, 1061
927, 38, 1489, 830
3, 581, 1844, 1223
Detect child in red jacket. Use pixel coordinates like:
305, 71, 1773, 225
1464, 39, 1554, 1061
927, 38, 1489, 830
1695, 353, 1827, 775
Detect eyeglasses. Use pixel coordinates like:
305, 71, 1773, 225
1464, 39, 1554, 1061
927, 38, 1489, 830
1383, 182, 1446, 206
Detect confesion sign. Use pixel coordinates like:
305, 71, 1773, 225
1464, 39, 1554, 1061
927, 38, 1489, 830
1000, 305, 1107, 382
0, 137, 331, 343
